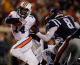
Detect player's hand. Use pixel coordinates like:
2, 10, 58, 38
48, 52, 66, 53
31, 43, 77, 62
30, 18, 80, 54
31, 24, 39, 34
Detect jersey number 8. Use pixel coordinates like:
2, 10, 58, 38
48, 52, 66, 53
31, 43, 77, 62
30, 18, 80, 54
63, 18, 74, 29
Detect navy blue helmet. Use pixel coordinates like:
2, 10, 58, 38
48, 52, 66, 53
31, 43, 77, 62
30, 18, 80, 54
50, 8, 63, 18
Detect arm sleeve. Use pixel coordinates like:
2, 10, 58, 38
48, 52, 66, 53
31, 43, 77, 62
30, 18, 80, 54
48, 20, 60, 29
5, 16, 20, 24
36, 26, 58, 42
45, 20, 59, 33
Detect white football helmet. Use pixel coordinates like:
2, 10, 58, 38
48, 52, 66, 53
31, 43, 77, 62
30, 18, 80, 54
17, 1, 32, 17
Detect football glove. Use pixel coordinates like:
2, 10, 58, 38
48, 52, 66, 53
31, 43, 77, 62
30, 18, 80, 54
31, 24, 39, 34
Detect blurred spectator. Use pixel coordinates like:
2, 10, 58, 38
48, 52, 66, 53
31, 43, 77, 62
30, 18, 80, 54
31, 3, 36, 12
1, 0, 14, 14
10, 0, 19, 9
42, 4, 49, 17
4, 32, 12, 51
0, 32, 8, 64
37, 8, 45, 27
17, 0, 26, 6
0, 5, 6, 25
0, 32, 5, 57
53, 0, 60, 3
73, 0, 80, 11
60, 0, 68, 10
67, 6, 77, 22
66, 0, 73, 9
76, 10, 80, 24
28, 0, 36, 2
54, 2, 61, 9
62, 10, 67, 16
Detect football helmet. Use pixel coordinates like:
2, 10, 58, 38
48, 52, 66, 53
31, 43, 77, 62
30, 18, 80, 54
17, 1, 32, 17
50, 8, 63, 18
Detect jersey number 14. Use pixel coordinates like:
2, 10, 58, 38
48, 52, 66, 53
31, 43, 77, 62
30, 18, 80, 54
14, 26, 25, 33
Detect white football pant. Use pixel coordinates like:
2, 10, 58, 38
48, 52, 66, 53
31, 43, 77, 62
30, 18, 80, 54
10, 37, 39, 65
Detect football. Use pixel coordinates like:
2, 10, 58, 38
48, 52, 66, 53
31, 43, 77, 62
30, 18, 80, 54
12, 22, 22, 26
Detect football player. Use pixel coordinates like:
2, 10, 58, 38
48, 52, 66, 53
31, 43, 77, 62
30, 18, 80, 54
36, 16, 64, 65
5, 1, 39, 65
31, 8, 80, 65
36, 44, 58, 65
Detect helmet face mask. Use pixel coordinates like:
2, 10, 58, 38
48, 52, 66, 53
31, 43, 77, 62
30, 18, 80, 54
17, 1, 32, 18
18, 6, 29, 17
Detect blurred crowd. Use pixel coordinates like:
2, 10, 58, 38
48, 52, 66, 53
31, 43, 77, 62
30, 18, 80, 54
0, 0, 80, 65
0, 0, 80, 27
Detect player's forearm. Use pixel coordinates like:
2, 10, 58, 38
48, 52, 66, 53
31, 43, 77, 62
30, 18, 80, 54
36, 27, 58, 42
36, 32, 52, 42
5, 16, 20, 24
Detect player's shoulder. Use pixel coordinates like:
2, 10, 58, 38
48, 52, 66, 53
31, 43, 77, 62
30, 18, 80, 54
27, 15, 36, 23
64, 15, 73, 19
48, 18, 58, 23
9, 11, 18, 17
10, 11, 17, 15
64, 15, 71, 17
28, 15, 35, 20
48, 18, 61, 28
64, 15, 74, 22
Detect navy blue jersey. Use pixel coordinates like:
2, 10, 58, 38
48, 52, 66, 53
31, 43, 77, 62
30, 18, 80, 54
48, 15, 77, 40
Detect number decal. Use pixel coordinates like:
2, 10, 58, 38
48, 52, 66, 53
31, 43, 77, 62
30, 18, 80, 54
29, 15, 33, 18
63, 18, 74, 29
14, 26, 25, 33
19, 26, 25, 33
14, 27, 18, 33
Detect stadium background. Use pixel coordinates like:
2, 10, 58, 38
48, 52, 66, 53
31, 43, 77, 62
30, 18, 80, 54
0, 0, 80, 65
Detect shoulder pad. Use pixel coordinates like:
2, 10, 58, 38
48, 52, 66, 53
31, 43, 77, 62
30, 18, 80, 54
9, 11, 18, 17
27, 15, 36, 24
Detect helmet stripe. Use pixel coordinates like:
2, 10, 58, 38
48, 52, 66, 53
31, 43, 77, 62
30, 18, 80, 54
24, 2, 28, 6
56, 8, 61, 14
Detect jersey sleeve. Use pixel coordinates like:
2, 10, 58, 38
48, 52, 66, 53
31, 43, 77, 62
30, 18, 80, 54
48, 20, 60, 29
5, 11, 20, 24
45, 24, 49, 33
8, 11, 17, 18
